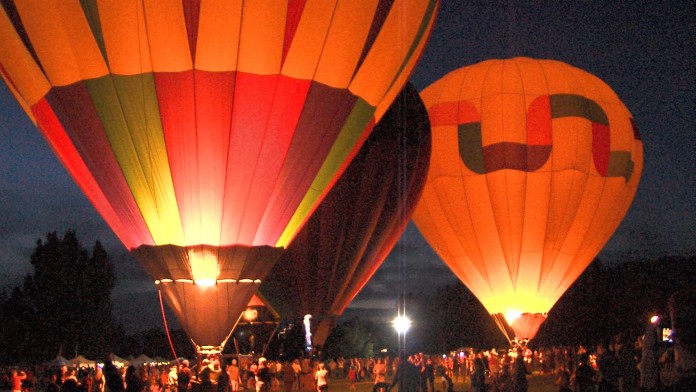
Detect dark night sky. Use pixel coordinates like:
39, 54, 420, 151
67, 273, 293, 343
0, 1, 694, 333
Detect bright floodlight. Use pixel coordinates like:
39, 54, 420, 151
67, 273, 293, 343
393, 315, 411, 334
651, 315, 660, 324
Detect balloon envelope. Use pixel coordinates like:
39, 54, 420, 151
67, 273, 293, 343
413, 58, 643, 341
260, 83, 431, 346
0, 0, 438, 352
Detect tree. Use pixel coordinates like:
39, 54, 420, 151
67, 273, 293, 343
0, 230, 117, 363
415, 284, 508, 352
535, 256, 696, 348
324, 317, 393, 358
0, 286, 35, 364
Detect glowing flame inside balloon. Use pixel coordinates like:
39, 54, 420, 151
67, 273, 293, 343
188, 249, 219, 287
505, 310, 523, 325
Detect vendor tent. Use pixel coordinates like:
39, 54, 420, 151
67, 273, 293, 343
68, 355, 97, 368
107, 353, 130, 368
130, 354, 154, 367
44, 355, 68, 368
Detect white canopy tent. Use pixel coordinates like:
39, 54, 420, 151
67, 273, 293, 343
130, 354, 154, 367
68, 355, 97, 369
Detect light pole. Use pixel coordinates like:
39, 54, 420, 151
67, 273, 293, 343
393, 314, 411, 355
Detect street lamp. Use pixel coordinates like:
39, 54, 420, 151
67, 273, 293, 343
393, 315, 411, 334
393, 314, 411, 355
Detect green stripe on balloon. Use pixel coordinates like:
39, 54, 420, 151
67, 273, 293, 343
457, 93, 637, 180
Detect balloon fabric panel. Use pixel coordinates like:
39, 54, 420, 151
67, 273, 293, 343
309, 0, 380, 88
91, 2, 153, 75
264, 83, 363, 246
30, 97, 150, 249
11, 0, 108, 86
193, 1, 243, 72
350, 0, 438, 106
45, 80, 160, 248
93, 74, 182, 245
274, 98, 376, 246
279, 0, 337, 80
141, 0, 193, 72
0, 8, 50, 110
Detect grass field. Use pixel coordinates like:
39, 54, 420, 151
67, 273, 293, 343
301, 373, 559, 392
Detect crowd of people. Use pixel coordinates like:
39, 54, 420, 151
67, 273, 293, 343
2, 288, 694, 392
0, 338, 691, 392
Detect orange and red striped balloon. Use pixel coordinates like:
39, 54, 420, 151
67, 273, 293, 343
0, 0, 438, 352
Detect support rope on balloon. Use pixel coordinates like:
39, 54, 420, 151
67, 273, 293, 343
261, 323, 281, 357
158, 288, 180, 366
491, 313, 513, 347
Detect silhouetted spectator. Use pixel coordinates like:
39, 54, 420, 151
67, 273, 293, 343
471, 356, 486, 392
389, 355, 420, 392
669, 289, 696, 390
596, 342, 620, 391
573, 353, 596, 392
513, 348, 530, 392
126, 366, 144, 392
639, 321, 660, 391
104, 362, 125, 392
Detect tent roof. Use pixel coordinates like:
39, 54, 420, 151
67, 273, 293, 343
108, 353, 130, 365
68, 355, 95, 364
44, 355, 68, 367
130, 354, 155, 366
68, 355, 97, 367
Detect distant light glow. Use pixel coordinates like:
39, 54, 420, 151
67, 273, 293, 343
651, 315, 660, 324
662, 328, 673, 342
393, 315, 411, 334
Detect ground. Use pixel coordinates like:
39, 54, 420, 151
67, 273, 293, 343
309, 373, 559, 392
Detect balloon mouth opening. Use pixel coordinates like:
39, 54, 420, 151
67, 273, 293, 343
155, 279, 262, 285
491, 312, 548, 344
196, 345, 224, 355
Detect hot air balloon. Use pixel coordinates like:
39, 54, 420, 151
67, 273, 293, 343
413, 58, 643, 342
259, 82, 431, 347
0, 0, 438, 353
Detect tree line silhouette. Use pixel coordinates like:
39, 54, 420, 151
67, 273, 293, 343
0, 230, 693, 364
